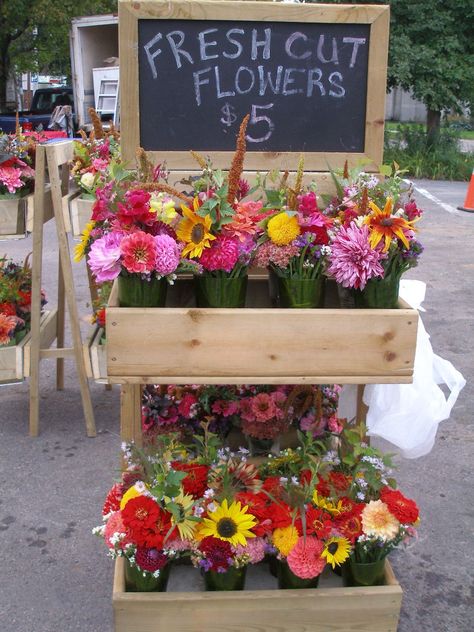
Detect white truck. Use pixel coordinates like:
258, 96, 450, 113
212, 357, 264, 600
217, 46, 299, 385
69, 14, 119, 129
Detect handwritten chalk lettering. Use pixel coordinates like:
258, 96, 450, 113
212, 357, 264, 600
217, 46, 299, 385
282, 68, 307, 96
285, 32, 311, 60
224, 28, 245, 59
306, 68, 325, 97
342, 37, 367, 68
247, 103, 275, 143
251, 28, 271, 61
235, 66, 256, 95
258, 65, 283, 96
328, 71, 345, 97
144, 32, 163, 79
220, 102, 237, 127
193, 67, 212, 106
199, 28, 219, 61
166, 30, 194, 69
316, 35, 339, 64
215, 66, 235, 98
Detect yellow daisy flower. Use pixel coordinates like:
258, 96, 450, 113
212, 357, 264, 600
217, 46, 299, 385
176, 197, 215, 258
267, 212, 300, 246
312, 491, 344, 516
73, 221, 95, 262
272, 525, 299, 557
364, 198, 417, 253
322, 536, 352, 569
165, 490, 197, 540
199, 499, 257, 547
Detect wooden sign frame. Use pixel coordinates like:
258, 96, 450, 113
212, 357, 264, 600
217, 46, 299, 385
119, 0, 389, 172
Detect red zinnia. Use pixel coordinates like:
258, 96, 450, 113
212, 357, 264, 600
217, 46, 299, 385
305, 506, 333, 539
380, 488, 419, 524
172, 462, 209, 499
329, 471, 352, 493
235, 491, 272, 536
121, 496, 172, 548
269, 501, 293, 529
120, 231, 157, 274
336, 511, 363, 544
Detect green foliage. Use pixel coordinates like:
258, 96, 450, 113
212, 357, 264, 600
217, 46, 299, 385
384, 124, 474, 180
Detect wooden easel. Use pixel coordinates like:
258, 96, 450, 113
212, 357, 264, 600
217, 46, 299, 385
28, 140, 96, 437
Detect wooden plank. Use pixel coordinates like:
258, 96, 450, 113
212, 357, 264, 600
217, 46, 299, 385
113, 557, 402, 632
0, 337, 27, 383
25, 187, 54, 233
106, 304, 418, 381
0, 197, 26, 236
109, 374, 415, 386
23, 310, 58, 377
120, 384, 143, 447
69, 195, 94, 237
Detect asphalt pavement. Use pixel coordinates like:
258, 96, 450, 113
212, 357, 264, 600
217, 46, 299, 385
0, 179, 473, 632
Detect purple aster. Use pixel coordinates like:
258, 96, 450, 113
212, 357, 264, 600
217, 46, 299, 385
327, 223, 385, 289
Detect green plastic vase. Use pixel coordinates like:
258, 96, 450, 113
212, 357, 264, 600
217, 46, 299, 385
117, 274, 168, 307
194, 274, 247, 308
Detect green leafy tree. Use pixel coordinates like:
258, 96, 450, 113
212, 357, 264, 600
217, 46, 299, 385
302, 0, 474, 140
0, 0, 117, 111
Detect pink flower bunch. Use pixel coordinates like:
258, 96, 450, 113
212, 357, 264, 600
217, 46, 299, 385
88, 232, 122, 283
253, 241, 300, 269
287, 536, 326, 579
117, 190, 155, 226
154, 234, 181, 276
233, 537, 267, 563
211, 399, 239, 417
327, 223, 385, 289
0, 158, 34, 194
297, 191, 319, 216
240, 390, 289, 440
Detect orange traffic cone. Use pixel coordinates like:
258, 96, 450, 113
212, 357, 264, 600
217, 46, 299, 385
458, 168, 474, 213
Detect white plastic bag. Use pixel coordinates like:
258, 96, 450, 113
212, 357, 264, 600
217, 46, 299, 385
363, 281, 466, 458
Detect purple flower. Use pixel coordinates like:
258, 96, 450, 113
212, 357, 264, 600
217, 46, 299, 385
87, 232, 122, 282
327, 223, 385, 289
154, 234, 180, 276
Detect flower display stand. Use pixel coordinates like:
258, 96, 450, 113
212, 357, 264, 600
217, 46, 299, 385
0, 196, 29, 236
69, 196, 94, 237
106, 274, 418, 632
113, 557, 402, 632
84, 326, 108, 383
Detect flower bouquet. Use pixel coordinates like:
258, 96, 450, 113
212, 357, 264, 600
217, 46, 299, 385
254, 157, 332, 308
0, 131, 35, 235
325, 163, 423, 308
0, 256, 46, 347
176, 116, 262, 307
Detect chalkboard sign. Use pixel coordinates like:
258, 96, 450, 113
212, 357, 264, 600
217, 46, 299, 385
120, 1, 389, 172
138, 20, 370, 153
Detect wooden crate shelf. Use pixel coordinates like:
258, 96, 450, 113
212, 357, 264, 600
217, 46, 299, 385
69, 196, 94, 237
106, 277, 418, 385
84, 326, 108, 383
113, 557, 402, 632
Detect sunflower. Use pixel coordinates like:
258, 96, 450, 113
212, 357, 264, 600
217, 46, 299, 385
322, 536, 352, 569
199, 499, 257, 547
165, 490, 197, 540
73, 221, 95, 262
364, 198, 417, 252
176, 197, 215, 258
267, 212, 300, 246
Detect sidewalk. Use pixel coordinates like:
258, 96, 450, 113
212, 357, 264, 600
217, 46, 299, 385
0, 180, 472, 632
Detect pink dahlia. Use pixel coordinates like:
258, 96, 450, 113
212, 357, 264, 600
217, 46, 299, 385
154, 234, 180, 276
199, 235, 239, 272
120, 231, 157, 274
327, 223, 385, 289
0, 166, 23, 193
88, 232, 122, 282
287, 536, 326, 579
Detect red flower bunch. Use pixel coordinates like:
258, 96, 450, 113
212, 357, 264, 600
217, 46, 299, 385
198, 536, 233, 572
102, 482, 123, 516
117, 190, 155, 226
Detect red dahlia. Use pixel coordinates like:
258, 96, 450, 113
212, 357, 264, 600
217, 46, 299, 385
172, 462, 209, 499
135, 547, 168, 573
199, 536, 232, 571
380, 488, 419, 524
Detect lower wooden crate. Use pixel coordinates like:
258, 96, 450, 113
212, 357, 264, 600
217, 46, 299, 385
0, 196, 28, 236
113, 557, 402, 632
84, 326, 108, 383
69, 196, 94, 237
0, 310, 57, 383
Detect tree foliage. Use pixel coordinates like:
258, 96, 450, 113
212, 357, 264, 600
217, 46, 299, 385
0, 0, 117, 109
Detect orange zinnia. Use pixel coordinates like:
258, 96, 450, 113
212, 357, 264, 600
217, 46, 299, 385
364, 198, 417, 252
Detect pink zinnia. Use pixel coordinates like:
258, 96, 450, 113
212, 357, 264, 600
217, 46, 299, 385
250, 392, 277, 422
88, 232, 122, 282
199, 235, 239, 272
120, 231, 157, 274
154, 234, 180, 276
103, 511, 128, 549
211, 399, 239, 417
327, 223, 385, 289
287, 536, 326, 579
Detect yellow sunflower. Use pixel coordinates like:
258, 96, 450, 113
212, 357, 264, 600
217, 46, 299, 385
322, 536, 352, 569
267, 212, 300, 246
364, 198, 417, 252
199, 499, 257, 547
165, 490, 197, 540
176, 197, 215, 258
73, 221, 95, 262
